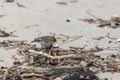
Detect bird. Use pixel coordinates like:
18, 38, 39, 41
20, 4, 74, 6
32, 34, 58, 50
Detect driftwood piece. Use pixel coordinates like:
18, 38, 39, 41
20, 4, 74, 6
20, 65, 83, 76
29, 50, 77, 59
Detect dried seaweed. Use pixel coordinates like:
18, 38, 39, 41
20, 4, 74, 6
0, 40, 120, 80
0, 40, 31, 50
56, 2, 67, 5
16, 2, 26, 8
6, 0, 14, 2
91, 33, 117, 41
0, 29, 17, 37
79, 12, 120, 28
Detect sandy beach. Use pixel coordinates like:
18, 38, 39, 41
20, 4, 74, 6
0, 0, 120, 80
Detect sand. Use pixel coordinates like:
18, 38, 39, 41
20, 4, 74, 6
0, 0, 120, 79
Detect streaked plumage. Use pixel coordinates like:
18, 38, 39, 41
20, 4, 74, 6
32, 35, 57, 49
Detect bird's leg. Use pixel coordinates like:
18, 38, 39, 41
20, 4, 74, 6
48, 45, 53, 55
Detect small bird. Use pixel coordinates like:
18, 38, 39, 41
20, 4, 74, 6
32, 34, 57, 50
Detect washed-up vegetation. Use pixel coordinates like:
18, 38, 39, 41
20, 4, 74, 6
79, 11, 120, 28
0, 36, 120, 80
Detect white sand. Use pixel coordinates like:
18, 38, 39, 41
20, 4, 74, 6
0, 0, 120, 79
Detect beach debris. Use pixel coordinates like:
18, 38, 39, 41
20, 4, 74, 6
106, 33, 117, 40
0, 29, 12, 37
62, 70, 98, 80
25, 24, 41, 29
0, 39, 120, 80
91, 33, 117, 41
6, 0, 14, 2
57, 34, 82, 43
16, 2, 26, 8
92, 36, 105, 40
29, 49, 77, 59
0, 59, 4, 62
56, 1, 67, 5
56, 0, 78, 5
0, 40, 32, 51
79, 11, 120, 28
20, 65, 84, 76
0, 29, 17, 37
66, 19, 71, 23
0, 15, 5, 18
69, 0, 78, 3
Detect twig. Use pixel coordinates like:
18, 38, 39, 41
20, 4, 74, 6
21, 73, 44, 78
3, 69, 8, 80
92, 36, 105, 40
29, 50, 77, 59
48, 45, 53, 55
86, 10, 99, 19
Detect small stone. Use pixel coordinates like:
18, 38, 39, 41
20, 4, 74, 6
66, 19, 70, 22
1, 66, 5, 69
108, 41, 112, 44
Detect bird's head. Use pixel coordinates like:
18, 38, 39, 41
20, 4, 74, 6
52, 33, 57, 42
